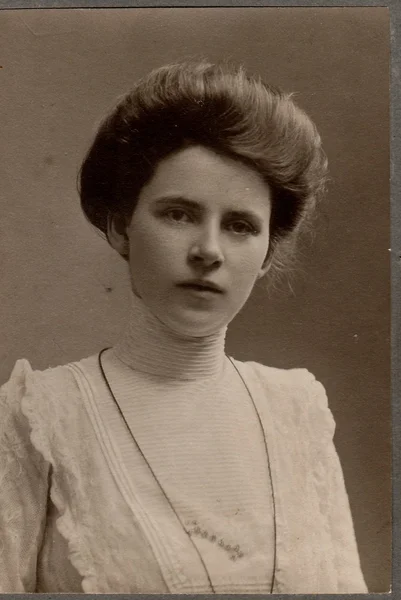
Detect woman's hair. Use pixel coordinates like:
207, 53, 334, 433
79, 59, 328, 276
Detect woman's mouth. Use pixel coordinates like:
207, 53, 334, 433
177, 281, 224, 294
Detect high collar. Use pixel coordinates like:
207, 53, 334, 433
113, 292, 227, 381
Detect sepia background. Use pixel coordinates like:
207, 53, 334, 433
0, 7, 390, 592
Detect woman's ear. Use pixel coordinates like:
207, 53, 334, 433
257, 249, 273, 279
107, 213, 130, 259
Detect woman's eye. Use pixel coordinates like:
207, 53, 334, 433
164, 209, 191, 223
227, 220, 257, 235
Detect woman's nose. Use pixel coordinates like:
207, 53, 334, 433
188, 227, 224, 268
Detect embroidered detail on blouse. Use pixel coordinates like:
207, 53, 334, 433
185, 520, 245, 562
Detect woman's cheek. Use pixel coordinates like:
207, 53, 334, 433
235, 252, 262, 281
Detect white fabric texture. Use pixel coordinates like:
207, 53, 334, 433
0, 296, 367, 593
93, 350, 275, 594
0, 358, 368, 593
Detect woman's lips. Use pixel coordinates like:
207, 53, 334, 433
177, 280, 224, 293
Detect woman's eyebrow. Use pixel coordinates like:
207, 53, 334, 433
152, 196, 202, 211
228, 210, 264, 226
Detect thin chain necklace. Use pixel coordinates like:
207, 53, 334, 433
98, 347, 277, 594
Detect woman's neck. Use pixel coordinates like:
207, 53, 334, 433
113, 292, 227, 380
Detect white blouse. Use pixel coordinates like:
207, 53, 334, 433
0, 354, 367, 593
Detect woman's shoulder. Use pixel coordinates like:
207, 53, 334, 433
0, 354, 101, 462
2, 352, 100, 389
230, 357, 335, 438
2, 357, 78, 400
231, 356, 325, 394
1, 354, 99, 423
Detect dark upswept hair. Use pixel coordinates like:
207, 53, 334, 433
79, 59, 328, 275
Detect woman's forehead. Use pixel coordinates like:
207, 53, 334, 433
137, 145, 272, 213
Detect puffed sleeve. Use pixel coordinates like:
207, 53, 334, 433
0, 360, 50, 592
308, 377, 368, 592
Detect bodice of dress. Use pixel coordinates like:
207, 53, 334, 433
0, 295, 368, 593
94, 292, 276, 591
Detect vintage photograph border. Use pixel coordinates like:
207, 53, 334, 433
0, 0, 398, 599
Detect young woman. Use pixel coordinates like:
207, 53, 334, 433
0, 60, 367, 594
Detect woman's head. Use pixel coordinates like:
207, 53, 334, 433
105, 144, 273, 337
79, 59, 328, 335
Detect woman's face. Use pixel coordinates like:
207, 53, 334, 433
116, 145, 272, 337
